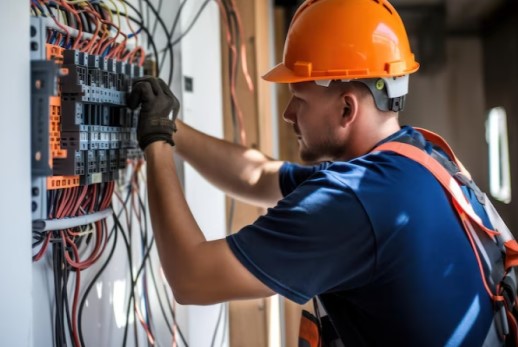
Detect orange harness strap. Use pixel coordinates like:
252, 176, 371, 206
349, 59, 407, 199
375, 139, 518, 272
373, 141, 506, 303
374, 141, 497, 238
413, 127, 472, 180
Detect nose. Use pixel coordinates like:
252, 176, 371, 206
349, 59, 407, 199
283, 97, 296, 124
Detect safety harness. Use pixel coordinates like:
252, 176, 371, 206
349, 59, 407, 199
299, 128, 518, 347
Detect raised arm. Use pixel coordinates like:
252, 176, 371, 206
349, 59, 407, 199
127, 77, 276, 305
174, 120, 284, 208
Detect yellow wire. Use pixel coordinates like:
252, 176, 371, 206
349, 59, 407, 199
64, 0, 89, 4
32, 4, 42, 16
98, 3, 113, 40
107, 0, 122, 30
117, 0, 138, 45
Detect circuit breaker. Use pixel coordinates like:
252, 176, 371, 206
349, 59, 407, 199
30, 16, 142, 221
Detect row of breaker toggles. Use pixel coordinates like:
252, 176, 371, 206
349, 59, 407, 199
53, 49, 144, 186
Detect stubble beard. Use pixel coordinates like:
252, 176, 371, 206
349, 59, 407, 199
298, 137, 345, 164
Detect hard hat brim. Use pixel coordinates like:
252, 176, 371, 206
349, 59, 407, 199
262, 62, 420, 84
262, 63, 311, 84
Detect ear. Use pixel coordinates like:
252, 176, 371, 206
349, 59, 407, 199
339, 93, 359, 128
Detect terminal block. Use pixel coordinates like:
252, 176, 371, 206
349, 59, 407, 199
30, 17, 144, 220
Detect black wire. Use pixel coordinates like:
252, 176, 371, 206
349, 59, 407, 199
157, 0, 188, 73
53, 241, 67, 347
145, 1, 151, 49
121, 0, 172, 82
117, 190, 137, 347
78, 187, 132, 347
146, 251, 173, 333
150, 0, 164, 39
62, 240, 74, 347
32, 232, 45, 247
135, 182, 190, 346
136, 189, 154, 347
140, 0, 175, 85
115, 10, 160, 75
77, 216, 118, 347
128, 190, 139, 347
210, 304, 224, 347
169, 0, 212, 48
219, 304, 228, 347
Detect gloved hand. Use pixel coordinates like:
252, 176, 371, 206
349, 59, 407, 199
127, 76, 180, 150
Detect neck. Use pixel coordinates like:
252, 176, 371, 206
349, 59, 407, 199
342, 115, 400, 161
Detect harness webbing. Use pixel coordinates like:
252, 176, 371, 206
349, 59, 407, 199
373, 128, 518, 346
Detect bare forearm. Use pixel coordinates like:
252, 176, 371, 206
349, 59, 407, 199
174, 120, 283, 207
144, 142, 274, 304
144, 143, 205, 292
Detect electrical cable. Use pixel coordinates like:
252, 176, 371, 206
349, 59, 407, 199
77, 214, 118, 347
149, 0, 163, 39
62, 239, 75, 347
169, 0, 211, 48
157, 0, 187, 73
96, 5, 159, 71
135, 181, 190, 346
210, 303, 224, 347
121, 0, 172, 82
32, 2, 253, 345
219, 304, 228, 347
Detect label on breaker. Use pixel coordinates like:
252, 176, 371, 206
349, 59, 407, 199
91, 172, 103, 184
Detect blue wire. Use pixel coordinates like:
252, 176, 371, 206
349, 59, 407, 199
32, 0, 47, 17
101, 47, 111, 58
50, 31, 58, 44
128, 28, 143, 39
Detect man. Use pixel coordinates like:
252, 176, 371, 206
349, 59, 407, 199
128, 0, 498, 345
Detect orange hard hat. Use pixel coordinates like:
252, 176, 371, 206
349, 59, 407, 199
263, 0, 419, 84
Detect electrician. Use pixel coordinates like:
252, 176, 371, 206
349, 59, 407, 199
127, 0, 499, 345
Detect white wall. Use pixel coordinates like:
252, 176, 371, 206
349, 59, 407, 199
179, 1, 229, 346
0, 1, 32, 346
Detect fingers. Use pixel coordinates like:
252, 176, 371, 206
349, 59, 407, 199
127, 77, 179, 118
157, 78, 180, 119
158, 78, 174, 98
132, 76, 161, 95
127, 82, 154, 109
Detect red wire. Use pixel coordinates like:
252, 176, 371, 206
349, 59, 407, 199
56, 188, 71, 219
114, 190, 132, 230
33, 232, 52, 262
61, 234, 82, 347
134, 301, 155, 344
229, 0, 254, 92
216, 0, 247, 145
63, 220, 107, 270
61, 187, 78, 218
58, 0, 83, 49
42, 0, 72, 46
78, 7, 102, 53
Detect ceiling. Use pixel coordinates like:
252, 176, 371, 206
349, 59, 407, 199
391, 0, 505, 32
275, 0, 507, 33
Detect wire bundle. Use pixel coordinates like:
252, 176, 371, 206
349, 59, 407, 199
31, 0, 147, 66
32, 182, 113, 347
31, 0, 253, 346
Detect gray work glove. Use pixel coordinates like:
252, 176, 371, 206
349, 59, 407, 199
127, 76, 180, 150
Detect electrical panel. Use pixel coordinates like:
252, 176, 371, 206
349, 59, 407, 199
30, 17, 142, 221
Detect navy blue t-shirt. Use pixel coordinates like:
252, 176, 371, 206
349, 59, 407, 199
226, 127, 494, 346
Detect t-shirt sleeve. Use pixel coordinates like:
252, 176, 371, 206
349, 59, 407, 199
227, 169, 376, 304
278, 161, 332, 197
